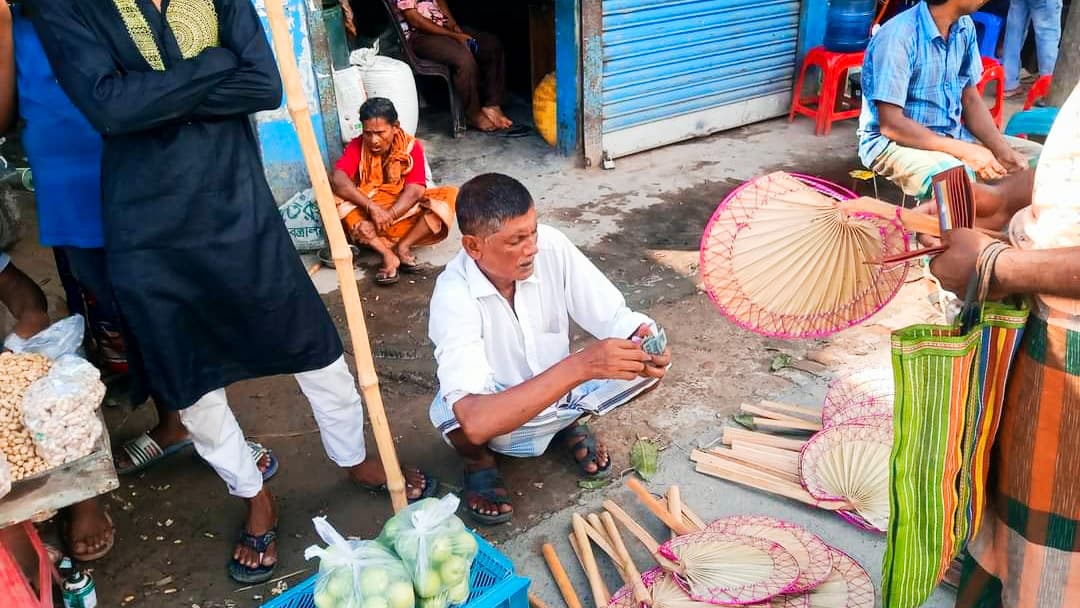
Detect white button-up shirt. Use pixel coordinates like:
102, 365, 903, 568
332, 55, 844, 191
428, 225, 653, 418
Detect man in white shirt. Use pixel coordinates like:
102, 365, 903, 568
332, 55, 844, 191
428, 173, 671, 524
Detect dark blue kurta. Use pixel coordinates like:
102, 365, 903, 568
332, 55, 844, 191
29, 0, 342, 409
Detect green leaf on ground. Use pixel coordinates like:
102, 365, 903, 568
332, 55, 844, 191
630, 438, 659, 481
578, 479, 612, 490
770, 354, 793, 372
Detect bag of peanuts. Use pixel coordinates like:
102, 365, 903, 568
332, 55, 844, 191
0, 452, 11, 499
20, 355, 105, 467
4, 314, 84, 359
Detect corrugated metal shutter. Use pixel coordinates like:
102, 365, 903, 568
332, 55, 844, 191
599, 0, 800, 160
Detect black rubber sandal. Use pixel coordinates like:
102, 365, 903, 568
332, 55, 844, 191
556, 423, 612, 479
463, 467, 514, 526
356, 467, 439, 503
227, 527, 278, 584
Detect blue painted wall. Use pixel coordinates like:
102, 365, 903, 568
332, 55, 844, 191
798, 0, 829, 64
555, 0, 580, 155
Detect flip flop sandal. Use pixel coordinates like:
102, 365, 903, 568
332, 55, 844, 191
227, 527, 278, 584
375, 269, 400, 285
65, 511, 115, 562
494, 124, 532, 139
117, 432, 194, 475
194, 440, 279, 482
356, 468, 439, 503
399, 259, 430, 274
318, 245, 361, 269
463, 467, 513, 526
556, 423, 612, 479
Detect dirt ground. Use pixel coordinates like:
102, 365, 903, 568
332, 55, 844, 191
3, 113, 929, 607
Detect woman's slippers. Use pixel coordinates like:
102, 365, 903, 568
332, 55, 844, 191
116, 433, 193, 475
194, 440, 280, 482
556, 423, 612, 479
375, 268, 400, 286
227, 527, 279, 584
463, 467, 514, 526
64, 511, 115, 562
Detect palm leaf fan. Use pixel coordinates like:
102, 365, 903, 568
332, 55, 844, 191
608, 568, 717, 608
821, 369, 893, 428
706, 515, 833, 594
799, 423, 892, 533
657, 530, 800, 605
699, 172, 909, 339
799, 548, 874, 608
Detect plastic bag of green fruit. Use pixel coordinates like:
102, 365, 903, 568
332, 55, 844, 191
377, 495, 480, 608
304, 516, 416, 608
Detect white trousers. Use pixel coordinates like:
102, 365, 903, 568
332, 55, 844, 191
177, 355, 366, 498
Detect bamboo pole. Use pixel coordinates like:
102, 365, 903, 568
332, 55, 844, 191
572, 514, 609, 607
263, 0, 407, 511
543, 544, 583, 608
600, 513, 651, 607
626, 479, 692, 535
665, 487, 682, 541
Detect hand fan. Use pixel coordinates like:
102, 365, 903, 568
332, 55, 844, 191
821, 370, 893, 428
796, 548, 874, 608
931, 166, 975, 233
798, 423, 892, 533
699, 172, 909, 339
658, 530, 800, 605
608, 568, 716, 608
705, 516, 833, 594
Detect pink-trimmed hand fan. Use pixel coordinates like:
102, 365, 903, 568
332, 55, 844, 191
658, 530, 800, 606
799, 423, 892, 533
607, 568, 716, 608
706, 515, 833, 594
821, 369, 894, 428
699, 172, 910, 339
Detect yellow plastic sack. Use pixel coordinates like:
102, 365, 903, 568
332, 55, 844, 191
533, 73, 557, 147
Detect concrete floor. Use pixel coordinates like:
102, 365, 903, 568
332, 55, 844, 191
2, 106, 990, 607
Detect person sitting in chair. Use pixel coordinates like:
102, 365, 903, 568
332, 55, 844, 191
427, 173, 671, 525
858, 0, 1042, 209
394, 0, 522, 134
332, 98, 459, 285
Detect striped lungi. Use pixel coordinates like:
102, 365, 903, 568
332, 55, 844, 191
957, 314, 1080, 607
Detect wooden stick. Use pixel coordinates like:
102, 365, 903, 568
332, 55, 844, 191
756, 400, 823, 421
601, 512, 651, 607
263, 0, 407, 512
666, 487, 683, 540
692, 456, 852, 511
723, 427, 807, 452
740, 403, 812, 424
572, 514, 609, 607
626, 478, 692, 535
741, 415, 822, 432
543, 544, 583, 608
530, 593, 551, 608
603, 500, 680, 571
654, 497, 706, 531
584, 514, 624, 571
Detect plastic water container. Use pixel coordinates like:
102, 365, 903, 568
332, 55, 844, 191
824, 0, 876, 53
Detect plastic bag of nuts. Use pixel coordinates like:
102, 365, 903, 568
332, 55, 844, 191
0, 452, 11, 499
21, 355, 105, 467
0, 351, 52, 481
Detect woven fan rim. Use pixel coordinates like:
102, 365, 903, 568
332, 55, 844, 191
822, 370, 894, 426
705, 515, 834, 593
659, 530, 801, 605
825, 405, 894, 429
698, 172, 910, 340
608, 567, 667, 608
814, 547, 875, 608
835, 509, 886, 534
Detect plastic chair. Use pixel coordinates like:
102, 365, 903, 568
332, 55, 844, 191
1023, 75, 1052, 110
1004, 107, 1059, 138
976, 57, 1005, 129
971, 11, 1004, 59
0, 522, 58, 608
789, 46, 865, 136
376, 0, 466, 137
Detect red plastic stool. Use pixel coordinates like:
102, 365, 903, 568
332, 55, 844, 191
789, 46, 865, 136
0, 522, 58, 608
977, 57, 1005, 129
1024, 75, 1052, 110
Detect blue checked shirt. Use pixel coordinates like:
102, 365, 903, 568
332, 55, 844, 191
857, 2, 983, 167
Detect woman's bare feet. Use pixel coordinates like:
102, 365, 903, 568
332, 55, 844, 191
481, 106, 512, 129
347, 456, 431, 500
234, 489, 278, 571
64, 499, 114, 561
468, 111, 499, 132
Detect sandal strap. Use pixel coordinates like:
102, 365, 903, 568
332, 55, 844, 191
464, 468, 511, 505
238, 528, 278, 553
247, 441, 269, 463
558, 424, 609, 472
122, 433, 163, 469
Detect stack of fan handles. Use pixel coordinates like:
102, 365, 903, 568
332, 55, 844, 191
839, 198, 1005, 266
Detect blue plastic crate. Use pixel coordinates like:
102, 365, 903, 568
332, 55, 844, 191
263, 533, 529, 608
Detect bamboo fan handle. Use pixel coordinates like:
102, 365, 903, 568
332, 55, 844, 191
841, 197, 942, 237
600, 512, 651, 607
665, 487, 683, 541
723, 427, 807, 452
654, 497, 706, 532
543, 544, 583, 608
573, 514, 610, 608
602, 501, 679, 571
756, 400, 823, 421
585, 514, 623, 569
530, 593, 552, 608
626, 478, 692, 535
262, 0, 407, 512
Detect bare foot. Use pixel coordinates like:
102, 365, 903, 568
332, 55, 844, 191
481, 106, 512, 129
65, 499, 114, 561
379, 251, 401, 277
394, 244, 417, 268
464, 463, 514, 520
347, 457, 430, 500
468, 112, 499, 132
234, 489, 278, 571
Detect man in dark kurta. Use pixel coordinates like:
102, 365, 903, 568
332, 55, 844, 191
29, 0, 433, 583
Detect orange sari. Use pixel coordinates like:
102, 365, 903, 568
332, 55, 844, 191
337, 128, 457, 246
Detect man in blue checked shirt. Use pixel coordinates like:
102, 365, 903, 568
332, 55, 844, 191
858, 0, 1043, 209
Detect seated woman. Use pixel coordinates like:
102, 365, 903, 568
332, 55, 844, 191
331, 98, 458, 285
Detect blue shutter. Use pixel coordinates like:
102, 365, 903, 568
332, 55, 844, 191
599, 0, 800, 160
